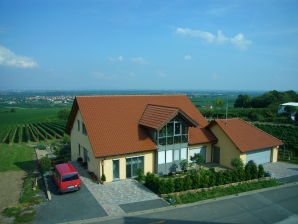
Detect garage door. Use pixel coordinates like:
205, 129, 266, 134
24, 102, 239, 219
190, 146, 206, 161
246, 148, 272, 165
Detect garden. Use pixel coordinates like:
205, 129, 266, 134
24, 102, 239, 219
137, 157, 281, 205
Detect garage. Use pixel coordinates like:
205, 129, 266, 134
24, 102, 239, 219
189, 146, 206, 161
246, 148, 272, 165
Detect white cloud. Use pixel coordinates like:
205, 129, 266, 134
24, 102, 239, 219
131, 57, 148, 64
109, 56, 123, 62
0, 45, 38, 68
176, 28, 252, 50
184, 55, 192, 60
230, 33, 252, 50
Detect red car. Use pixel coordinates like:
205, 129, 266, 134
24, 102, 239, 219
53, 163, 81, 194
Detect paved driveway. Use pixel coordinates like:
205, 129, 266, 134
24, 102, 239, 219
263, 162, 298, 183
34, 175, 107, 224
73, 162, 168, 216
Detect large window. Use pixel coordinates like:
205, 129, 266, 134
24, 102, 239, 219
166, 150, 173, 163
158, 118, 188, 146
158, 151, 165, 164
82, 123, 87, 135
126, 156, 144, 178
181, 148, 187, 160
77, 120, 80, 131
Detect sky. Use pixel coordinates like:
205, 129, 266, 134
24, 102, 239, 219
0, 0, 298, 91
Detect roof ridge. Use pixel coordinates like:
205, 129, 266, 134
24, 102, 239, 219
146, 104, 179, 109
76, 94, 187, 98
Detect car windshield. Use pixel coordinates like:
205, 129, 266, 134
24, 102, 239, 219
62, 173, 79, 182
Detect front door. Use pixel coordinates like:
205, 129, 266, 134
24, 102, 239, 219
113, 160, 119, 180
83, 148, 88, 163
213, 146, 220, 163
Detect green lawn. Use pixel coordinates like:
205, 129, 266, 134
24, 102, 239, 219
164, 179, 281, 205
0, 144, 35, 172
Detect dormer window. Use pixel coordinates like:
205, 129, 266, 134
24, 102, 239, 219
139, 104, 198, 146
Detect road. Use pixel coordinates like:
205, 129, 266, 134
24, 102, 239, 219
82, 183, 298, 224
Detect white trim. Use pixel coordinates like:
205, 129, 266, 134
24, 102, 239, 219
126, 155, 145, 159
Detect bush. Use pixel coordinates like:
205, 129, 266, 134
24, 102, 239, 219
136, 168, 145, 182
231, 158, 244, 170
145, 172, 160, 193
184, 176, 193, 191
245, 160, 258, 180
180, 160, 189, 172
165, 178, 175, 193
190, 154, 205, 165
158, 179, 167, 194
101, 174, 106, 182
39, 156, 51, 172
258, 164, 265, 178
174, 178, 184, 192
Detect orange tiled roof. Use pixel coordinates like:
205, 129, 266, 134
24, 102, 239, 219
209, 118, 283, 152
66, 95, 216, 157
139, 104, 198, 130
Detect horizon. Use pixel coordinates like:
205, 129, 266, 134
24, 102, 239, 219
1, 0, 298, 91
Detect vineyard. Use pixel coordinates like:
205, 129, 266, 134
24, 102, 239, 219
0, 121, 66, 144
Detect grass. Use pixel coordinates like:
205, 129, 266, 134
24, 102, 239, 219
0, 144, 35, 172
164, 179, 281, 205
19, 176, 42, 205
2, 207, 36, 223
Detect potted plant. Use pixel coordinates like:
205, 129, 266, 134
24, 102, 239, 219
101, 174, 106, 184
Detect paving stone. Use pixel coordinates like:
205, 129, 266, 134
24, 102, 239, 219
263, 162, 298, 179
72, 162, 161, 216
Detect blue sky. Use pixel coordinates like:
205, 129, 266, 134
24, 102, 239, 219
0, 0, 297, 91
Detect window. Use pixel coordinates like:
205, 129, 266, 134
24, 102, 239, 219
126, 156, 144, 178
181, 148, 187, 160
62, 173, 79, 182
157, 117, 188, 146
166, 150, 173, 163
174, 122, 181, 135
158, 151, 166, 164
174, 149, 180, 161
77, 120, 80, 131
78, 144, 81, 156
82, 123, 87, 135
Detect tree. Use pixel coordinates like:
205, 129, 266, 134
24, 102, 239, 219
213, 99, 224, 108
10, 108, 16, 113
234, 95, 251, 108
57, 109, 70, 120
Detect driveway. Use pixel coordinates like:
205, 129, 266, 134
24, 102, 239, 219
72, 162, 168, 216
263, 162, 298, 183
34, 175, 107, 224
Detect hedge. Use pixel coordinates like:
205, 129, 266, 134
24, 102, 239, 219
144, 161, 265, 195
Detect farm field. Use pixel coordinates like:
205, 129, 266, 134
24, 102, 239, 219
0, 106, 68, 144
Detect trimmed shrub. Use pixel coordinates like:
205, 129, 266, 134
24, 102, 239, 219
145, 172, 160, 193
165, 178, 175, 194
245, 160, 258, 180
158, 179, 167, 194
184, 176, 193, 190
258, 164, 265, 178
231, 158, 244, 170
136, 168, 145, 182
174, 178, 184, 192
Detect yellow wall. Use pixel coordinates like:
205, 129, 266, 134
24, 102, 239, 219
70, 110, 101, 178
99, 151, 155, 182
188, 143, 212, 162
209, 124, 245, 168
271, 146, 279, 162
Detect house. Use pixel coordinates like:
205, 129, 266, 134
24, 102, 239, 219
208, 118, 283, 167
66, 95, 283, 182
278, 102, 298, 120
